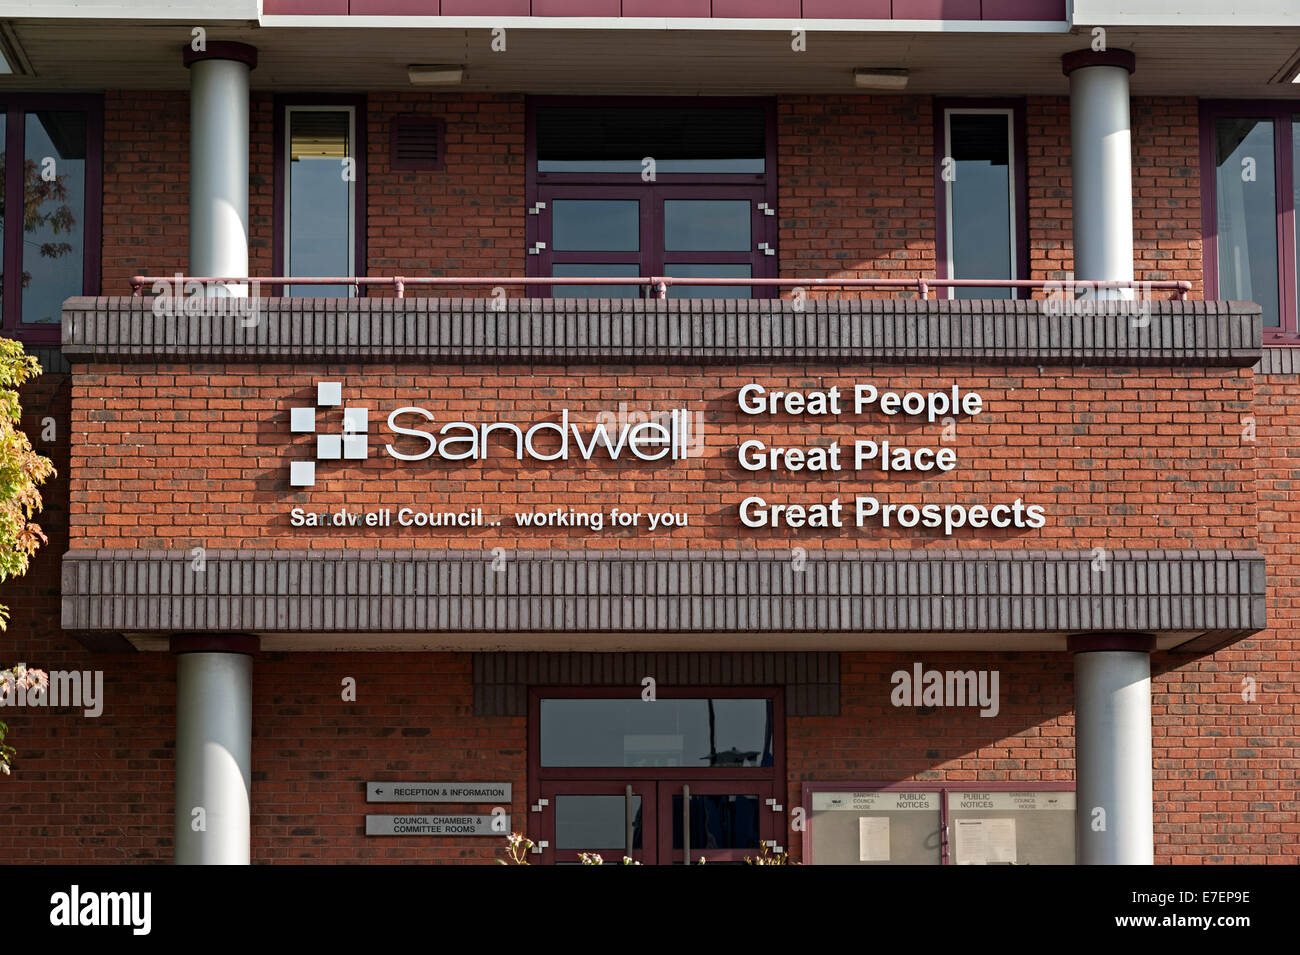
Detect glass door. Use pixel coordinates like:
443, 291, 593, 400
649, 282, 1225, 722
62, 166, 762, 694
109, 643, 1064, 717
658, 780, 777, 865
538, 186, 648, 299
535, 779, 779, 865
538, 780, 658, 865
536, 184, 773, 298
656, 185, 768, 299
529, 689, 785, 866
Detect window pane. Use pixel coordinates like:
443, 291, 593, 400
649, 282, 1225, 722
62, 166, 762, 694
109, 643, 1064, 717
536, 106, 766, 174
664, 200, 750, 251
948, 113, 1013, 300
1294, 116, 1299, 330
287, 109, 353, 297
672, 794, 760, 850
1215, 117, 1278, 326
22, 111, 86, 324
551, 262, 641, 299
555, 795, 642, 850
663, 263, 751, 299
552, 199, 639, 251
539, 698, 774, 767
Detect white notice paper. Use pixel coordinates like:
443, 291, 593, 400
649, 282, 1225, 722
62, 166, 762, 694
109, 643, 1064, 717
987, 818, 1017, 864
954, 818, 988, 865
858, 816, 890, 862
954, 818, 1018, 864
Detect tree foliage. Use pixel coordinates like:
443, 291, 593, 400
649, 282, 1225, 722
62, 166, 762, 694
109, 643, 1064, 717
0, 338, 54, 630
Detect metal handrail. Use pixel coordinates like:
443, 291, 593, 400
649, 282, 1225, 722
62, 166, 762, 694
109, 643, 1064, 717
130, 274, 1193, 301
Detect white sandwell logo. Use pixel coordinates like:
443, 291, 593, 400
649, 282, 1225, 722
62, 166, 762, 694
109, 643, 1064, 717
288, 381, 698, 488
289, 381, 370, 488
49, 885, 151, 936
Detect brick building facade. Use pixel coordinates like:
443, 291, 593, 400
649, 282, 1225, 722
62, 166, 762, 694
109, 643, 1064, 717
0, 3, 1296, 865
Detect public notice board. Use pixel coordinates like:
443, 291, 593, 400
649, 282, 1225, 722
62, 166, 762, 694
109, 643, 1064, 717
807, 790, 943, 865
947, 790, 1075, 865
805, 787, 1075, 865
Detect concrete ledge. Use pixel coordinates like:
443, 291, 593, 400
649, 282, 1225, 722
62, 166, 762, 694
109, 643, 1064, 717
61, 547, 1266, 654
1255, 346, 1300, 374
61, 297, 1263, 367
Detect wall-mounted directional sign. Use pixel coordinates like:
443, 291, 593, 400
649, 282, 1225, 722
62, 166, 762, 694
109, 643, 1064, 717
366, 814, 508, 836
366, 781, 512, 803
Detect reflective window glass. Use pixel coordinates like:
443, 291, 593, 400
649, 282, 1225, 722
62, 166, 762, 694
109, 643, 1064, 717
947, 112, 1013, 300
1215, 117, 1279, 325
551, 262, 641, 299
22, 111, 86, 324
664, 263, 751, 299
286, 108, 354, 297
672, 794, 761, 850
536, 106, 766, 174
664, 200, 750, 251
552, 199, 639, 251
1293, 115, 1299, 329
554, 795, 642, 850
540, 698, 774, 768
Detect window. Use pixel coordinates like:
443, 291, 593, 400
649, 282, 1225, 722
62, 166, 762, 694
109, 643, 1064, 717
935, 100, 1027, 300
0, 95, 103, 342
539, 696, 775, 768
274, 96, 366, 296
526, 98, 777, 299
1201, 102, 1298, 339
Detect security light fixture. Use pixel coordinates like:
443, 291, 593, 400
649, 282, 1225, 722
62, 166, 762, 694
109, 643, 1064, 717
853, 68, 909, 90
407, 64, 464, 86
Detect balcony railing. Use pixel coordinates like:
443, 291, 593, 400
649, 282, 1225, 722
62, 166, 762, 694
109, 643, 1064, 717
130, 275, 1192, 301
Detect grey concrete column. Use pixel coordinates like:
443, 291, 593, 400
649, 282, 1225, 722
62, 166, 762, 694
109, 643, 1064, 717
1069, 634, 1155, 865
183, 42, 257, 294
172, 634, 258, 865
1062, 50, 1136, 299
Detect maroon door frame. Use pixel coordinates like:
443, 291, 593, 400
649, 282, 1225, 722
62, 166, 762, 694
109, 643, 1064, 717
654, 779, 779, 866
654, 183, 772, 289
536, 183, 774, 297
526, 96, 779, 299
1, 93, 104, 344
537, 779, 660, 865
1199, 100, 1299, 342
528, 686, 785, 866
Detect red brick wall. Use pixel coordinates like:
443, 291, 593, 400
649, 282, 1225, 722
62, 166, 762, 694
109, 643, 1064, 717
1026, 95, 1204, 296
67, 363, 1255, 552
1143, 371, 1300, 863
101, 91, 274, 296
778, 95, 936, 291
365, 93, 525, 285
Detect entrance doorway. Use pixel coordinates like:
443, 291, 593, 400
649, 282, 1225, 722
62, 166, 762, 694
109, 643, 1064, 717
526, 97, 778, 300
528, 689, 785, 865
